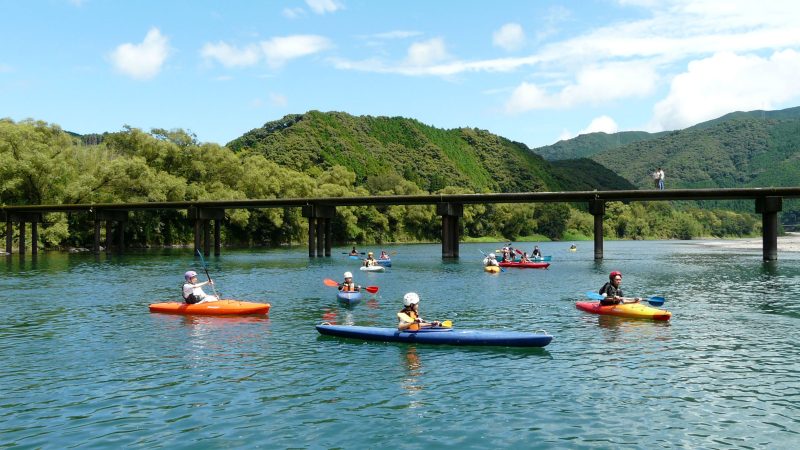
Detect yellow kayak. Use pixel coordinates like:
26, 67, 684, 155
484, 265, 501, 273
575, 301, 671, 321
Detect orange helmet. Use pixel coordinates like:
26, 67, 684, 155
609, 271, 622, 279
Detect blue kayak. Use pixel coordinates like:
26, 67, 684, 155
315, 324, 552, 347
336, 291, 363, 305
348, 255, 361, 260
376, 258, 392, 267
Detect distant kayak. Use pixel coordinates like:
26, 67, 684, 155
360, 265, 386, 272
575, 301, 671, 321
316, 324, 553, 347
149, 300, 270, 316
336, 290, 363, 305
376, 258, 392, 267
348, 255, 361, 260
532, 255, 552, 262
484, 265, 501, 273
498, 261, 550, 269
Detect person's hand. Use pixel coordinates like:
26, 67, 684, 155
432, 321, 441, 327
209, 279, 214, 285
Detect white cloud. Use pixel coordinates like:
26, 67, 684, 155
365, 30, 423, 40
651, 49, 800, 130
109, 28, 169, 80
404, 38, 448, 66
269, 92, 288, 107
493, 23, 525, 52
282, 7, 306, 19
580, 115, 619, 134
504, 61, 658, 113
261, 35, 332, 68
201, 42, 261, 68
200, 35, 332, 69
305, 0, 342, 14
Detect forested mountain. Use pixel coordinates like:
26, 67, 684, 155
532, 130, 668, 161
589, 115, 800, 190
227, 111, 635, 193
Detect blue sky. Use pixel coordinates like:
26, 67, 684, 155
2, 0, 800, 149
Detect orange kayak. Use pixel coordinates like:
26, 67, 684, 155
149, 299, 271, 315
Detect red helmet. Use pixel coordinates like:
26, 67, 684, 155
609, 271, 622, 279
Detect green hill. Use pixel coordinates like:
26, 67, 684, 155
531, 131, 668, 161
227, 111, 635, 193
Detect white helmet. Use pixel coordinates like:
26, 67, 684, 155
489, 253, 495, 258
403, 292, 420, 306
184, 270, 197, 280
344, 271, 353, 278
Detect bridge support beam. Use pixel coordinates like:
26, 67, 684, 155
190, 208, 225, 256
756, 196, 782, 261
302, 205, 335, 257
93, 210, 128, 254
589, 199, 605, 260
4, 212, 43, 256
437, 203, 463, 259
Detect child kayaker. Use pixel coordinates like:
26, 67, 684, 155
182, 270, 218, 304
379, 250, 390, 260
363, 252, 377, 267
397, 292, 440, 331
532, 245, 542, 258
483, 253, 499, 267
339, 272, 361, 292
349, 246, 359, 256
598, 271, 640, 305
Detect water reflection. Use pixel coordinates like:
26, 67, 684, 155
400, 346, 425, 407
319, 307, 355, 325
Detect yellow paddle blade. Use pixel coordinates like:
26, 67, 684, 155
440, 320, 452, 328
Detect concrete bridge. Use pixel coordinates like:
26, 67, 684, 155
2, 187, 799, 261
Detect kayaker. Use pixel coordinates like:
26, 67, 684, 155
339, 271, 361, 292
483, 252, 499, 266
182, 270, 218, 304
532, 245, 542, 258
364, 252, 377, 267
570, 244, 577, 251
519, 252, 531, 263
598, 271, 641, 305
379, 250, 390, 260
349, 246, 359, 256
397, 292, 441, 331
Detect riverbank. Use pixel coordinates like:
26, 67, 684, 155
694, 232, 800, 252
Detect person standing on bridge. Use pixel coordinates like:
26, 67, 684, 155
657, 167, 665, 190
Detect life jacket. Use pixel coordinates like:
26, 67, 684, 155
341, 282, 357, 292
398, 309, 420, 331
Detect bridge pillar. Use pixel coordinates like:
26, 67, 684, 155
756, 196, 782, 261
437, 203, 463, 259
4, 212, 43, 255
190, 208, 225, 256
589, 200, 605, 260
94, 210, 128, 254
302, 205, 335, 257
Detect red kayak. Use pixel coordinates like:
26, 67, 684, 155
498, 261, 550, 269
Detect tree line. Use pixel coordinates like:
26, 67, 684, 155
0, 119, 762, 250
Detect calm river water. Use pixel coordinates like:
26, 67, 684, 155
1, 240, 799, 449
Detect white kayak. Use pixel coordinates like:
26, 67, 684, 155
360, 265, 386, 272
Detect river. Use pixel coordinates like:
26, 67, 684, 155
1, 240, 798, 449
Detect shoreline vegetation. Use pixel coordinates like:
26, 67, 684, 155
0, 119, 771, 251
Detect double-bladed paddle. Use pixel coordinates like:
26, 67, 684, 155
323, 278, 379, 294
196, 249, 220, 299
585, 291, 665, 306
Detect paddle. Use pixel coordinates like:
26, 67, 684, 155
479, 249, 505, 272
585, 291, 665, 306
196, 249, 220, 299
341, 252, 366, 255
323, 278, 379, 294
